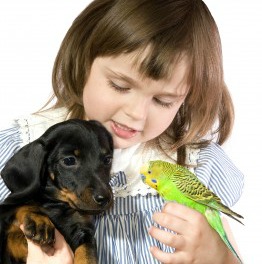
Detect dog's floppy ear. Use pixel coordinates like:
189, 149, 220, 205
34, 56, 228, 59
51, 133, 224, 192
1, 139, 47, 205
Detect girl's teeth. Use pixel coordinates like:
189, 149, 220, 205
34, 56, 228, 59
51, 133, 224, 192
111, 121, 138, 139
115, 122, 134, 131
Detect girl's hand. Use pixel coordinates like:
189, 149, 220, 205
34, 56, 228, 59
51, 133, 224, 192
148, 202, 239, 264
21, 225, 74, 264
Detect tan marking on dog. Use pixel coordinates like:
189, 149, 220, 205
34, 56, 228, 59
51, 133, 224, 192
59, 188, 79, 205
74, 244, 97, 264
15, 206, 53, 227
15, 205, 41, 223
6, 224, 28, 262
74, 149, 80, 156
58, 188, 96, 210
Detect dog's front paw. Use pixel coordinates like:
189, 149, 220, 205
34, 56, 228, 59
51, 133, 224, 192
16, 205, 55, 247
23, 212, 55, 246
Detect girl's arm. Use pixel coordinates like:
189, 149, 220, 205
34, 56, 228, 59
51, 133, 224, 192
148, 202, 241, 264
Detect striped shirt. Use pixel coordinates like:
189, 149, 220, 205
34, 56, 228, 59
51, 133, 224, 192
0, 111, 244, 264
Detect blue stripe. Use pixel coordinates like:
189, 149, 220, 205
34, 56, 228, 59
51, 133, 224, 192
0, 179, 10, 201
95, 194, 171, 264
0, 126, 22, 171
0, 125, 23, 202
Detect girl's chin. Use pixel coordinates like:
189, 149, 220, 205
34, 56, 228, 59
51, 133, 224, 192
112, 136, 140, 149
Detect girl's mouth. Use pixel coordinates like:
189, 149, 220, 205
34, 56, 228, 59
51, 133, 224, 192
111, 121, 140, 139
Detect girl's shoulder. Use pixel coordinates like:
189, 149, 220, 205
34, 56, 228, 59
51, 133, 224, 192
0, 107, 68, 169
195, 142, 244, 206
15, 107, 69, 146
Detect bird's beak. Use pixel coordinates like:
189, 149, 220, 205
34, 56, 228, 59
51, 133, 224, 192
140, 163, 150, 183
140, 174, 146, 182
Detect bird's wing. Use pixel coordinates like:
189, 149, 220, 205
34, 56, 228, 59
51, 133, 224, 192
169, 168, 222, 206
169, 169, 243, 222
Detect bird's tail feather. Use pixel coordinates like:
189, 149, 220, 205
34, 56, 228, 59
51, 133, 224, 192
223, 211, 244, 225
205, 208, 243, 263
208, 201, 244, 225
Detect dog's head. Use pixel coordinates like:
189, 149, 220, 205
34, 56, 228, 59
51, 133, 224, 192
1, 119, 114, 213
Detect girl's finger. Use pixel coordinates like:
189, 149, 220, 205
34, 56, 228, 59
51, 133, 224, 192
148, 226, 185, 249
150, 246, 185, 264
162, 202, 200, 220
27, 239, 44, 255
152, 211, 189, 235
53, 229, 74, 257
26, 240, 49, 263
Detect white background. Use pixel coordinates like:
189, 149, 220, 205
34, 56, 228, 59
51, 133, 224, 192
0, 1, 261, 262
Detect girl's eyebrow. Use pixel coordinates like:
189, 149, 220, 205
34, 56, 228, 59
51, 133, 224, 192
159, 92, 187, 99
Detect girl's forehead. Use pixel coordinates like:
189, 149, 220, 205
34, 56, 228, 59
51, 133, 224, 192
99, 49, 189, 79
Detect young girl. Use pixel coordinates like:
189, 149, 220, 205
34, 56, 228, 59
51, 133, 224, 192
0, 0, 244, 263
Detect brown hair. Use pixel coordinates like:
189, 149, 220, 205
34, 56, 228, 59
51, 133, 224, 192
50, 0, 234, 164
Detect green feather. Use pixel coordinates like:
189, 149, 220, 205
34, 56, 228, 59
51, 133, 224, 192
140, 160, 244, 263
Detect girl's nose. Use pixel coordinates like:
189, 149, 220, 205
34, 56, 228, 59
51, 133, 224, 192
124, 96, 149, 121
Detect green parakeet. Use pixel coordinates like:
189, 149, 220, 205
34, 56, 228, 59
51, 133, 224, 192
140, 160, 243, 263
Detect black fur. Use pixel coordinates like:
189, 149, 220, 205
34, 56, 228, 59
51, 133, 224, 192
0, 119, 114, 264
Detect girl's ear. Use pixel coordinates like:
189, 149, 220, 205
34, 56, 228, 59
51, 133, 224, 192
0, 140, 47, 205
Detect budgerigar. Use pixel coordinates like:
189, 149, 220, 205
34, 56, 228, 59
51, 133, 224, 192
140, 160, 244, 263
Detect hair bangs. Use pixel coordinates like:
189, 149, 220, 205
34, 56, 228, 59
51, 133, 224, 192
89, 0, 193, 79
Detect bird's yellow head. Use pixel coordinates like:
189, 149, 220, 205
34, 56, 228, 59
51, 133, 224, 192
140, 160, 163, 191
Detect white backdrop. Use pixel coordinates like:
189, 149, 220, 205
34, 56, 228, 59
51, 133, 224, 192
0, 1, 261, 263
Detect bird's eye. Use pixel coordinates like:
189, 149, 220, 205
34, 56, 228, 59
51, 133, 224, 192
103, 155, 112, 165
148, 170, 152, 174
63, 157, 77, 166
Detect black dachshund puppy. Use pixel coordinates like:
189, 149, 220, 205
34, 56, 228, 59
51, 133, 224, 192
0, 119, 114, 264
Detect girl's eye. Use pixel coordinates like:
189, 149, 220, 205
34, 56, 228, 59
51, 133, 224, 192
108, 80, 130, 93
153, 97, 174, 108
62, 157, 77, 166
108, 79, 176, 108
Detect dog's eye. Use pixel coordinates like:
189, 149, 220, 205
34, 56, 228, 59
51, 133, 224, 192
103, 155, 112, 165
63, 157, 76, 166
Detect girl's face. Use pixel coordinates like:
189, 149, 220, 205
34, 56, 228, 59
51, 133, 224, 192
83, 53, 188, 149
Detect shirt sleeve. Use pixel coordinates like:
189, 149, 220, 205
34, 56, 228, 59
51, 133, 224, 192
194, 142, 244, 207
0, 124, 23, 202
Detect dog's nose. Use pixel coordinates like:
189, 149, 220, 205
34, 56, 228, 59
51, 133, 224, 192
93, 194, 110, 207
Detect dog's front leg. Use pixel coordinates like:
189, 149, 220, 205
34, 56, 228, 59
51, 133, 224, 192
5, 205, 55, 263
49, 210, 98, 264
74, 244, 97, 264
6, 223, 28, 263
